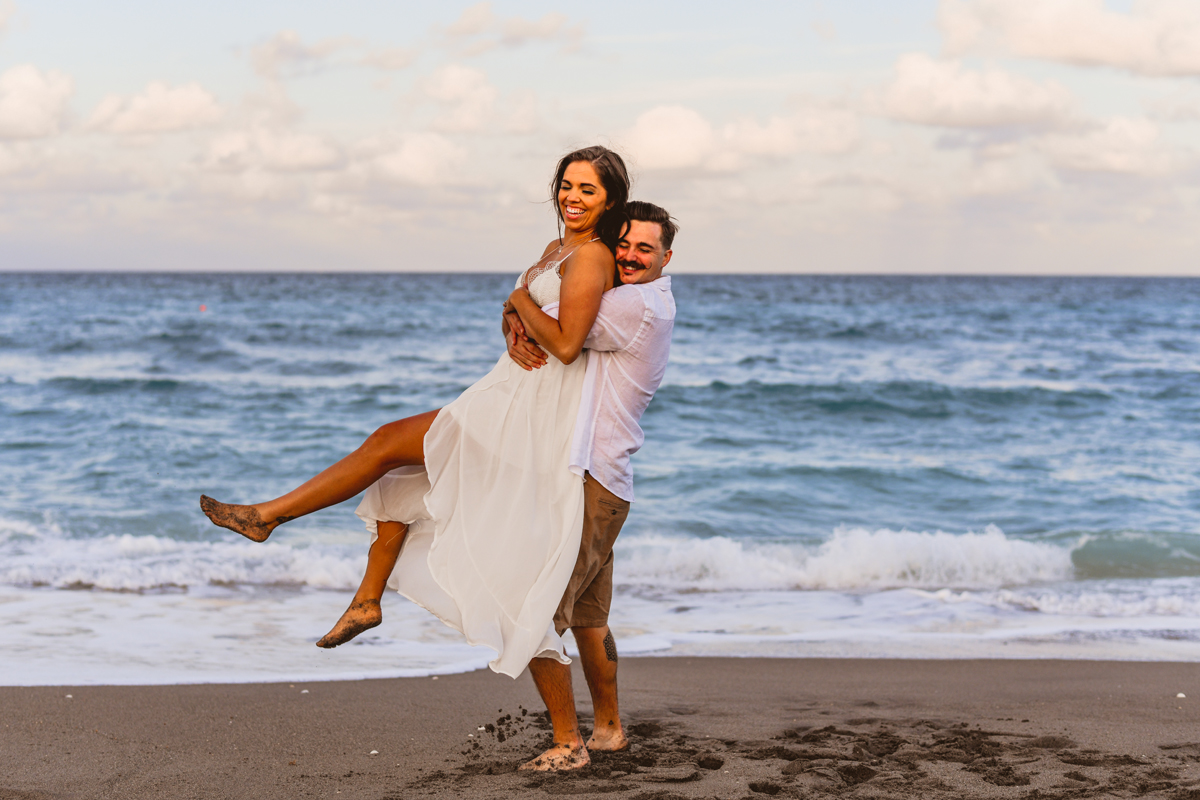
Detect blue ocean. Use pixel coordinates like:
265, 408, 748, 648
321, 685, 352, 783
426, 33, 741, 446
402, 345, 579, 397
4, 272, 1200, 685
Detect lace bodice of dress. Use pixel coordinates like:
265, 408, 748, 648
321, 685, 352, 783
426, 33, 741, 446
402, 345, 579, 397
517, 266, 562, 308
515, 238, 599, 309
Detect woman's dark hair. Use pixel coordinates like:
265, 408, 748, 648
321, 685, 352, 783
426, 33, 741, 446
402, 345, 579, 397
550, 145, 630, 251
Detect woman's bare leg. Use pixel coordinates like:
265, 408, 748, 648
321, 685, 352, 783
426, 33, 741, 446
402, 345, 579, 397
316, 521, 408, 648
200, 410, 438, 541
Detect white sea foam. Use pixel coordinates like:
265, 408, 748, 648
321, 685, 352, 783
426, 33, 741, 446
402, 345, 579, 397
615, 525, 1073, 591
3, 518, 1072, 594
9, 516, 1200, 686
0, 517, 365, 592
8, 575, 1200, 686
987, 582, 1200, 617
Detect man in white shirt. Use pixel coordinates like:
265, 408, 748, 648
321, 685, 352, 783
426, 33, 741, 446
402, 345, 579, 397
504, 201, 677, 771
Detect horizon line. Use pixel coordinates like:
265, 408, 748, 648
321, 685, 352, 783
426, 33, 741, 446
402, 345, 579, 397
3, 269, 1197, 280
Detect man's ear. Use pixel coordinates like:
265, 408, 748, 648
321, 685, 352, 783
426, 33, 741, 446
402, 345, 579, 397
660, 249, 672, 269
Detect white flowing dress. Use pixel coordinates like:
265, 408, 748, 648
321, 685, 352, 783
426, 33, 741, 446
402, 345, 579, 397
354, 262, 587, 677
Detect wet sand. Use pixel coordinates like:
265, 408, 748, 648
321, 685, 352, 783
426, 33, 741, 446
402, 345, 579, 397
4, 658, 1200, 799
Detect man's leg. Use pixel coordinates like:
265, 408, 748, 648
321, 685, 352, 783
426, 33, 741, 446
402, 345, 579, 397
544, 473, 630, 759
316, 521, 407, 648
572, 624, 627, 751
521, 657, 590, 771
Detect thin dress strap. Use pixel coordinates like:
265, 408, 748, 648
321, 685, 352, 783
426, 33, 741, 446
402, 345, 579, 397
522, 237, 600, 289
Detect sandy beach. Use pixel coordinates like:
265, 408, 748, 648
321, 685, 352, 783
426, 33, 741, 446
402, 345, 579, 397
4, 657, 1199, 799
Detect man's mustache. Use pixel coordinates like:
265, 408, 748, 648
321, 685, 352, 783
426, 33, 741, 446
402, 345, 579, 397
617, 259, 647, 270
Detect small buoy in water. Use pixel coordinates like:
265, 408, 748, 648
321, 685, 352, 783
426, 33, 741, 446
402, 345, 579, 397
199, 304, 207, 312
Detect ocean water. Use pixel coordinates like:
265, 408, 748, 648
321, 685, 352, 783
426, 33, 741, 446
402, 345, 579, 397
3, 272, 1200, 686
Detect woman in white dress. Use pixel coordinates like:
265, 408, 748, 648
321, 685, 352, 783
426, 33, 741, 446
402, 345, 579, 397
200, 146, 629, 679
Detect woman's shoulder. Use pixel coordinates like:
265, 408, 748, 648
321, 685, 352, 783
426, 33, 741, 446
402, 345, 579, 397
560, 240, 615, 290
570, 239, 615, 264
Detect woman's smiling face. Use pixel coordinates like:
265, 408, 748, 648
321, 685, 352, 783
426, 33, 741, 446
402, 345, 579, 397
558, 160, 610, 234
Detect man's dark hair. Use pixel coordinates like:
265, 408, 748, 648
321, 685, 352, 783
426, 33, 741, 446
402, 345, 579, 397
625, 200, 678, 250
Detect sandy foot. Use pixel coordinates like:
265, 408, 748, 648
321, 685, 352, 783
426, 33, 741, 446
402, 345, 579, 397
316, 599, 382, 649
199, 495, 282, 542
518, 743, 590, 772
585, 726, 628, 752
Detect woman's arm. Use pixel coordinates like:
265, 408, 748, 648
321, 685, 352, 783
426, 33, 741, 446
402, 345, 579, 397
508, 243, 612, 365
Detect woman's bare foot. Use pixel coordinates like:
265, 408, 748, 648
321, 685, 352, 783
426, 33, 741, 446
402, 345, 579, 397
586, 725, 628, 752
199, 495, 289, 542
518, 743, 590, 772
316, 599, 382, 648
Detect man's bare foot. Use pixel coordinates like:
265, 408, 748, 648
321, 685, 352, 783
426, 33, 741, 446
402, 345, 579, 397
316, 599, 382, 648
200, 495, 288, 542
518, 743, 590, 772
586, 726, 628, 752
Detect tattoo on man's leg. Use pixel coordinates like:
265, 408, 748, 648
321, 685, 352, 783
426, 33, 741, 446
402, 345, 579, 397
603, 631, 618, 663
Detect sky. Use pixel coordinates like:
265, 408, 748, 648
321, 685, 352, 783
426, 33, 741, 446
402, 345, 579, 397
0, 0, 1198, 275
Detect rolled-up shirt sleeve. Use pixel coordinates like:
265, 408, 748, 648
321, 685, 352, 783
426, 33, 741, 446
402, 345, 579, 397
584, 287, 643, 352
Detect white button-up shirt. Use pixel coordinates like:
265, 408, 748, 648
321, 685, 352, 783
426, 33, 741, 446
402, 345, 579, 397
566, 276, 675, 501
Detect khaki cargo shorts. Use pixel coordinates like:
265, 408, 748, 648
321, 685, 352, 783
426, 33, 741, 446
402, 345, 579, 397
552, 473, 630, 635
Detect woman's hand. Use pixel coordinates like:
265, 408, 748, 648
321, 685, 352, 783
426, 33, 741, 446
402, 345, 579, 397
507, 333, 548, 370
503, 297, 529, 341
503, 293, 545, 370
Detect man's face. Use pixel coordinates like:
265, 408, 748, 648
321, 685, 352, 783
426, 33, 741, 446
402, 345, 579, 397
615, 220, 672, 285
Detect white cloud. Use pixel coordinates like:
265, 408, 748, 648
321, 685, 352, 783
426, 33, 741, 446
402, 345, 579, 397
1038, 116, 1176, 175
87, 82, 222, 134
362, 47, 417, 71
624, 106, 716, 171
879, 53, 1073, 128
967, 159, 1033, 196
251, 30, 357, 79
445, 2, 496, 38
1147, 90, 1200, 122
421, 64, 498, 133
0, 1, 15, 39
251, 30, 417, 78
444, 2, 582, 53
797, 109, 861, 155
370, 133, 465, 186
623, 104, 860, 173
0, 64, 73, 139
205, 127, 342, 173
811, 19, 837, 42
501, 12, 567, 46
503, 90, 540, 134
726, 107, 859, 157
722, 116, 797, 158
940, 0, 1200, 77
0, 142, 32, 175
